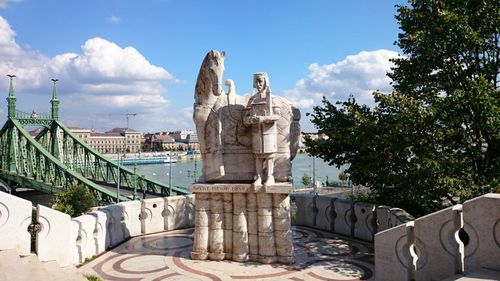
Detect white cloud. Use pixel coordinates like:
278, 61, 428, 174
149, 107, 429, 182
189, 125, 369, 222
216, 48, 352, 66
0, 16, 20, 54
283, 49, 399, 110
0, 16, 179, 132
181, 106, 193, 120
107, 16, 121, 24
49, 37, 173, 83
83, 94, 168, 108
0, 0, 22, 9
0, 17, 49, 91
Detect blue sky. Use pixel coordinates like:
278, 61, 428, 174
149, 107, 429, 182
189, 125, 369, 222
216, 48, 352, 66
0, 0, 405, 132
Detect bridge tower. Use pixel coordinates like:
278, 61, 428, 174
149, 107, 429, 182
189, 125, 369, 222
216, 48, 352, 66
0, 76, 189, 203
6, 75, 16, 118
5, 75, 17, 172
49, 79, 61, 160
50, 79, 59, 121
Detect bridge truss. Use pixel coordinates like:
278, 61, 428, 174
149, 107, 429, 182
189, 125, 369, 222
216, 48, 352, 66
0, 77, 189, 204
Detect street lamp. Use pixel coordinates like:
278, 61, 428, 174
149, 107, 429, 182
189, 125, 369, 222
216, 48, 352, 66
168, 149, 173, 196
312, 156, 317, 194
116, 149, 121, 203
116, 144, 125, 203
133, 163, 138, 200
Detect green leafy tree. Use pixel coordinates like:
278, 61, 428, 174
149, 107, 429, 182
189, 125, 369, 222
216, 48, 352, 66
306, 0, 499, 216
141, 143, 151, 152
301, 173, 312, 187
52, 184, 96, 217
338, 170, 349, 185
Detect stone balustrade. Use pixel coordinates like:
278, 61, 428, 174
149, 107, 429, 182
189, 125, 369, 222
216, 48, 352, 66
292, 193, 413, 242
0, 192, 32, 256
0, 192, 195, 267
4, 190, 497, 279
374, 193, 500, 281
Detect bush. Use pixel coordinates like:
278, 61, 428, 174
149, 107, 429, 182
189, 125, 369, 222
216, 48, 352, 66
301, 173, 311, 187
346, 191, 378, 204
52, 184, 96, 217
84, 274, 103, 281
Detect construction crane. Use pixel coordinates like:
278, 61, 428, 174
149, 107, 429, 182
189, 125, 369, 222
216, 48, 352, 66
108, 112, 137, 129
124, 112, 137, 129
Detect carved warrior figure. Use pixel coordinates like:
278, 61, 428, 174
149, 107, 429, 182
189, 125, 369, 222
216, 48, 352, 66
193, 50, 300, 183
243, 72, 280, 186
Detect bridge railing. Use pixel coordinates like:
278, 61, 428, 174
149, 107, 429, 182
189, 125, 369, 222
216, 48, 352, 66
14, 110, 51, 120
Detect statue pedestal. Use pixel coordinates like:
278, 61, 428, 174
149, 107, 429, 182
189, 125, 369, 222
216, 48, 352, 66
189, 183, 294, 264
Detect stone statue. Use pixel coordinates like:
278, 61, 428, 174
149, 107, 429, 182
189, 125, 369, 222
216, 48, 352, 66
193, 50, 300, 184
190, 50, 299, 264
243, 72, 280, 186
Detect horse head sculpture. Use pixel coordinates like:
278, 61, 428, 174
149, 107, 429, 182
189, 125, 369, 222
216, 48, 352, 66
194, 50, 225, 106
193, 50, 227, 179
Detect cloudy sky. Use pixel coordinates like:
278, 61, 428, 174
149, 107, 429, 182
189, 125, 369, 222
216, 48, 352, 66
0, 0, 404, 132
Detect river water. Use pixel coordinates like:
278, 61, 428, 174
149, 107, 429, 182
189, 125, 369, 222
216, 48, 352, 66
135, 153, 342, 190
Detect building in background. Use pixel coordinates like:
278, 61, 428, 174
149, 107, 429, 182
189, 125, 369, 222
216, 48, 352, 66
150, 134, 176, 151
70, 127, 143, 154
145, 130, 199, 151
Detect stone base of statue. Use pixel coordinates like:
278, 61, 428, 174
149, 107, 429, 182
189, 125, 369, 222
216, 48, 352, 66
189, 183, 294, 264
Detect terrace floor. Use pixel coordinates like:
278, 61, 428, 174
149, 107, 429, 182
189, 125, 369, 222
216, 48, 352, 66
79, 226, 374, 281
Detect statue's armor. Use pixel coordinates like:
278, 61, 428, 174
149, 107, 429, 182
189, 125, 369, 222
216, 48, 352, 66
246, 95, 277, 156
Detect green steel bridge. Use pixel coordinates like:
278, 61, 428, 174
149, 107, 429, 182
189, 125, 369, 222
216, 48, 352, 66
0, 76, 189, 204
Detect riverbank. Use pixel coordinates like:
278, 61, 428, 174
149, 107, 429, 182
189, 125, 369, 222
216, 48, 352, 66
133, 153, 342, 190
293, 186, 369, 199
103, 151, 201, 161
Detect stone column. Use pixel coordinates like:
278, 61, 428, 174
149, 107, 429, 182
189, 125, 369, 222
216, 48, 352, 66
257, 193, 276, 263
232, 193, 249, 262
273, 193, 294, 264
208, 193, 225, 260
223, 193, 233, 259
246, 193, 259, 261
191, 193, 210, 260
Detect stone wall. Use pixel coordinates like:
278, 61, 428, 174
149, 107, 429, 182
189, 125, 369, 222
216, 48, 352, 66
292, 193, 413, 242
374, 193, 500, 281
0, 192, 195, 267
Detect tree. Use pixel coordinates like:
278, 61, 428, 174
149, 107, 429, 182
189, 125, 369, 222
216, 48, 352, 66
141, 142, 151, 152
306, 0, 499, 216
338, 170, 349, 185
52, 184, 96, 217
301, 173, 312, 187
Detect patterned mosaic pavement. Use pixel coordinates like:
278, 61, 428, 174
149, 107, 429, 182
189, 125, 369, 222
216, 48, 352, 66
80, 226, 374, 281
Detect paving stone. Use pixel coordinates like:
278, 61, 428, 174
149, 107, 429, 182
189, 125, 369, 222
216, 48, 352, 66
80, 226, 375, 281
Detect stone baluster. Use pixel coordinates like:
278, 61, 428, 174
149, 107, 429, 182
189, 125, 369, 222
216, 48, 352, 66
273, 193, 294, 264
246, 193, 259, 261
208, 193, 225, 260
232, 193, 249, 261
191, 193, 210, 260
257, 193, 276, 263
223, 193, 233, 259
